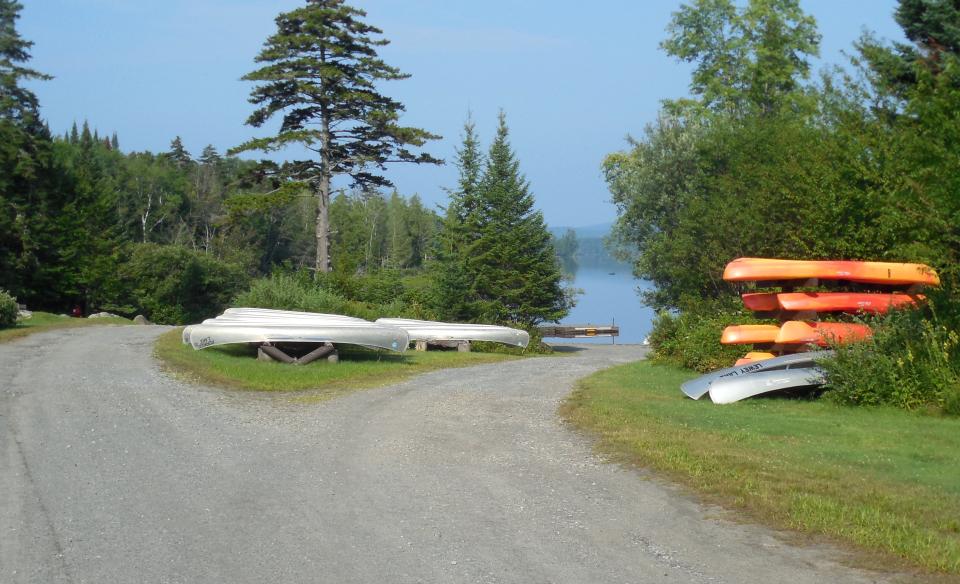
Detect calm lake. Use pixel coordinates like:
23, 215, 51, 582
553, 264, 655, 345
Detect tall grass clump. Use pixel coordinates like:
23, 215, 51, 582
0, 289, 19, 328
649, 295, 768, 372
822, 276, 960, 415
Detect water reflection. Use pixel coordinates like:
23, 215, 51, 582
554, 262, 655, 345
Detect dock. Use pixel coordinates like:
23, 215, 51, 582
539, 324, 619, 340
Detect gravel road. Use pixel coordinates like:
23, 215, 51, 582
1, 326, 891, 583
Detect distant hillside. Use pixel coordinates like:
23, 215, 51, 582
549, 222, 614, 240
549, 222, 628, 270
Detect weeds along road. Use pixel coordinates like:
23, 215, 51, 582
1, 326, 889, 584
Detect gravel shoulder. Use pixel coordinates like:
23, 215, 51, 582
1, 326, 895, 583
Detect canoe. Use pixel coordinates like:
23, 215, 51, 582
723, 257, 939, 286
187, 321, 409, 352
742, 292, 918, 313
680, 350, 834, 400
734, 351, 776, 366
709, 367, 825, 404
720, 324, 780, 345
775, 321, 872, 346
375, 318, 529, 348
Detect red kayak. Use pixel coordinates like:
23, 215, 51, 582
742, 292, 918, 314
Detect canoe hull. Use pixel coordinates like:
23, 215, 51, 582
776, 321, 872, 346
709, 367, 825, 404
680, 350, 834, 399
724, 257, 939, 286
376, 318, 529, 347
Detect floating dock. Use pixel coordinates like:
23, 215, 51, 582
539, 324, 619, 340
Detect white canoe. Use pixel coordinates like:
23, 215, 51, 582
222, 308, 366, 321
708, 367, 826, 404
375, 318, 530, 348
187, 322, 409, 352
680, 350, 834, 400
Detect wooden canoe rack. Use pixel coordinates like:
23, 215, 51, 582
257, 342, 339, 365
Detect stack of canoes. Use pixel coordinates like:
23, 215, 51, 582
683, 258, 938, 404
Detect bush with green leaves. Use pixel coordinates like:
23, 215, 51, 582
122, 244, 248, 325
0, 289, 18, 328
822, 279, 960, 415
649, 295, 768, 373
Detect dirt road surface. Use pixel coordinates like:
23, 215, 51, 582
1, 326, 890, 583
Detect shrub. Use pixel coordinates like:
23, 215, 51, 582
822, 279, 960, 415
0, 289, 18, 328
649, 295, 767, 373
122, 244, 248, 325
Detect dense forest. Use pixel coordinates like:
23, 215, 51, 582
0, 0, 569, 330
614, 0, 960, 413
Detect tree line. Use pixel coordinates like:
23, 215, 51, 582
0, 0, 568, 328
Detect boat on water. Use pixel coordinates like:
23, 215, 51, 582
375, 318, 529, 348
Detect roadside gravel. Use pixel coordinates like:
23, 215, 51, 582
1, 326, 892, 583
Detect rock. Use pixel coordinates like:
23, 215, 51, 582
133, 315, 151, 325
88, 311, 119, 319
17, 310, 32, 320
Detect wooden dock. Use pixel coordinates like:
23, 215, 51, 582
539, 324, 619, 339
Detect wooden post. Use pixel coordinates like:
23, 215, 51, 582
258, 343, 296, 364
415, 340, 428, 352
457, 341, 471, 353
298, 342, 336, 365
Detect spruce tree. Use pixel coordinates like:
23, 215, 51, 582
110, 131, 119, 151
431, 117, 484, 320
167, 136, 192, 168
69, 121, 79, 144
467, 112, 569, 326
233, 0, 441, 273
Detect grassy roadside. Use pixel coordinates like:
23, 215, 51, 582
560, 360, 960, 576
0, 311, 131, 344
154, 328, 522, 400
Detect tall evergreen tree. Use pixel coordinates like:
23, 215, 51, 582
69, 121, 79, 144
167, 136, 192, 169
110, 131, 119, 151
233, 0, 441, 273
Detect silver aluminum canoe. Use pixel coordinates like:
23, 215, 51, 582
681, 350, 834, 400
708, 367, 826, 404
375, 318, 530, 347
187, 322, 409, 352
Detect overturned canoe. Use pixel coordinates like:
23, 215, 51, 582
724, 257, 939, 286
709, 367, 825, 404
720, 324, 780, 345
776, 321, 872, 346
375, 318, 529, 348
187, 320, 409, 352
681, 350, 834, 400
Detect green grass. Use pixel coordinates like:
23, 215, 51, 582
560, 360, 960, 576
0, 311, 131, 343
155, 328, 522, 400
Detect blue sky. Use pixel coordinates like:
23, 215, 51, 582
20, 0, 905, 228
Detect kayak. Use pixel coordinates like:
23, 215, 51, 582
742, 292, 918, 313
724, 257, 939, 286
709, 367, 825, 404
776, 321, 872, 346
720, 324, 780, 345
734, 351, 777, 365
680, 350, 834, 399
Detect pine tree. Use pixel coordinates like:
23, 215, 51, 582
233, 0, 441, 273
0, 0, 51, 123
69, 121, 79, 144
110, 131, 119, 151
199, 144, 221, 166
167, 136, 192, 168
467, 112, 569, 326
431, 117, 484, 320
384, 190, 412, 268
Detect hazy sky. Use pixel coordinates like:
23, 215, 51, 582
20, 0, 905, 228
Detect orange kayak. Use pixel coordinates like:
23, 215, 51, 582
724, 258, 939, 286
734, 351, 777, 366
743, 292, 918, 313
776, 321, 873, 346
721, 324, 780, 345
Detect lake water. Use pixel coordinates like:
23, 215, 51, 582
552, 265, 656, 345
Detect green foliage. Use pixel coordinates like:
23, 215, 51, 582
433, 112, 571, 326
648, 296, 764, 372
233, 0, 440, 272
121, 244, 248, 325
0, 288, 18, 328
822, 280, 960, 415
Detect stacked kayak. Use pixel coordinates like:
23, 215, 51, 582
685, 257, 937, 403
183, 308, 409, 353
